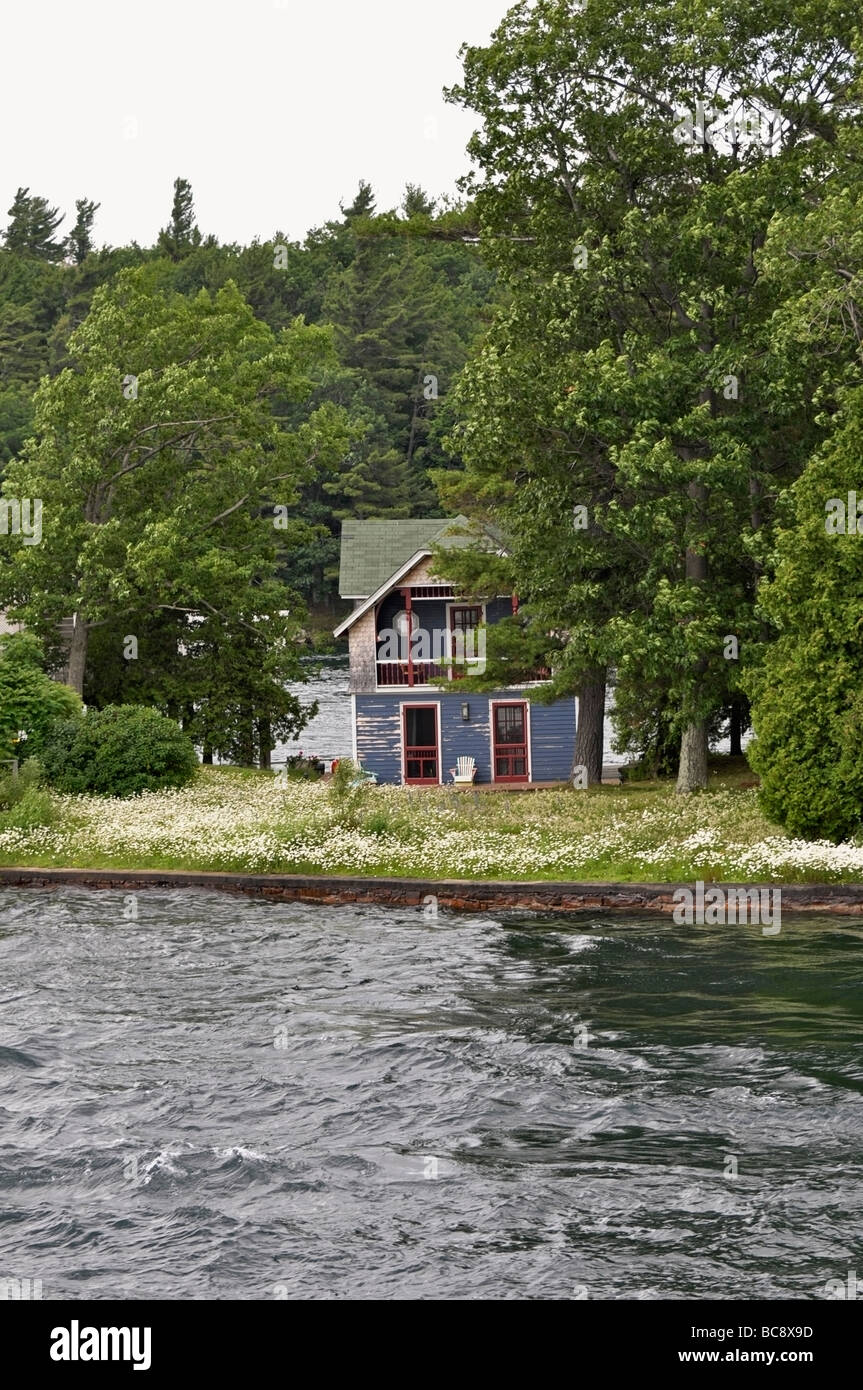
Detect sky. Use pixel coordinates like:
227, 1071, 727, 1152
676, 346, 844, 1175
1, 0, 511, 250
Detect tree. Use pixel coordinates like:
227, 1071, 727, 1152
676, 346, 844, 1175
0, 265, 352, 750
340, 180, 376, 220
743, 112, 863, 837
746, 388, 863, 839
158, 177, 201, 260
443, 0, 861, 789
66, 198, 100, 264
402, 184, 436, 218
0, 632, 81, 757
3, 188, 65, 261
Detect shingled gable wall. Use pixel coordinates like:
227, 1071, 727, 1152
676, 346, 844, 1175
348, 555, 441, 694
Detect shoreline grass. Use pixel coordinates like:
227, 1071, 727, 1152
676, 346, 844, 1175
1, 759, 862, 885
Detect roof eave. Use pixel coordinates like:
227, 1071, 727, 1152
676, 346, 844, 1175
333, 549, 434, 638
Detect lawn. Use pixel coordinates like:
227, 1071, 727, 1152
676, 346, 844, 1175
1, 758, 863, 883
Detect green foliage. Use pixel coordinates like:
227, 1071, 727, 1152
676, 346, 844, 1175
66, 198, 100, 264
439, 0, 862, 786
0, 754, 44, 810
0, 633, 82, 756
746, 389, 863, 840
281, 753, 324, 781
327, 758, 372, 827
42, 705, 198, 798
0, 784, 57, 832
157, 177, 201, 261
3, 187, 65, 261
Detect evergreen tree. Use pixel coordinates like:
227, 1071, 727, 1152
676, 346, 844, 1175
340, 179, 376, 220
66, 198, 100, 264
402, 184, 436, 218
158, 177, 201, 260
3, 188, 65, 260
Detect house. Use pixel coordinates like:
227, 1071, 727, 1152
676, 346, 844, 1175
333, 517, 578, 786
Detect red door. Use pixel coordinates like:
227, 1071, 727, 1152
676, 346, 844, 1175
403, 705, 439, 784
493, 702, 528, 782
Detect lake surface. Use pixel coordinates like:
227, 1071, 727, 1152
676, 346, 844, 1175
1, 888, 861, 1300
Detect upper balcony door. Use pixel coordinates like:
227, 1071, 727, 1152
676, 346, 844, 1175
492, 701, 529, 782
448, 605, 483, 680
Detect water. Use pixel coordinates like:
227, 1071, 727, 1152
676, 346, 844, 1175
1, 889, 862, 1301
273, 657, 352, 765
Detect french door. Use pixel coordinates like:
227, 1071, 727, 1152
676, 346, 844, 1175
403, 705, 439, 784
493, 702, 528, 782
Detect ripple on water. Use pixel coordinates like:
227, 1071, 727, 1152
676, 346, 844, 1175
0, 888, 861, 1299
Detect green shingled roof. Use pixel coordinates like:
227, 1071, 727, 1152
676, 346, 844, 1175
338, 516, 471, 598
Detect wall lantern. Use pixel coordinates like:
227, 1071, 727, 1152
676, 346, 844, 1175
461, 702, 470, 722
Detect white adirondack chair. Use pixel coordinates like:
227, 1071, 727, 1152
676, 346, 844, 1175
452, 755, 477, 785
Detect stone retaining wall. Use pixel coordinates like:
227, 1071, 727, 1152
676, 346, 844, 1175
1, 867, 863, 914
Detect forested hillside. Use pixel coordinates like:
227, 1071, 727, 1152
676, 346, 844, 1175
0, 177, 496, 608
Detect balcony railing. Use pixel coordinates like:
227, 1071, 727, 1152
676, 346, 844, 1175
376, 661, 552, 688
376, 660, 448, 687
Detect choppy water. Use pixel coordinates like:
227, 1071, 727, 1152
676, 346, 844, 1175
274, 657, 353, 765
1, 889, 861, 1301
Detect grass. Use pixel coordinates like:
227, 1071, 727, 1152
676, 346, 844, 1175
0, 756, 862, 884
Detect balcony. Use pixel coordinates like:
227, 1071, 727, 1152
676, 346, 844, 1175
376, 660, 449, 687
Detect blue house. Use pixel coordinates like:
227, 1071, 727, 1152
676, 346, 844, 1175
333, 518, 578, 786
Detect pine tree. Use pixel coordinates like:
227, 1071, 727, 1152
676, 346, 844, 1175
3, 188, 65, 260
66, 198, 100, 264
402, 184, 436, 218
158, 177, 200, 260
340, 180, 376, 220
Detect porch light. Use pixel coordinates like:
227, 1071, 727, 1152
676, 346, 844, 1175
461, 702, 470, 722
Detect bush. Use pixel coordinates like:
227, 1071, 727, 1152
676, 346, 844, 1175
42, 705, 198, 797
0, 784, 57, 831
0, 756, 44, 810
327, 758, 373, 827
0, 632, 82, 759
282, 753, 324, 781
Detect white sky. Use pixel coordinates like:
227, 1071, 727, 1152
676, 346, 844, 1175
1, 0, 510, 249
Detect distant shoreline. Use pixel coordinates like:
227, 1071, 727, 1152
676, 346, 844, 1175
2, 866, 862, 915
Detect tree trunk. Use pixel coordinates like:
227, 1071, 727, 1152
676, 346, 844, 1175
676, 719, 708, 794
574, 669, 606, 785
66, 616, 89, 697
238, 709, 255, 768
729, 699, 743, 758
676, 478, 709, 793
202, 744, 213, 766
257, 718, 272, 770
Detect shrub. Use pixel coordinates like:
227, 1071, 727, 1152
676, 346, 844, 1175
42, 705, 198, 797
282, 753, 324, 781
0, 756, 44, 811
364, 810, 392, 836
0, 784, 57, 831
0, 632, 82, 759
327, 758, 373, 827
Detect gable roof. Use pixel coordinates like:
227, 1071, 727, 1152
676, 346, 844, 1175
338, 516, 471, 600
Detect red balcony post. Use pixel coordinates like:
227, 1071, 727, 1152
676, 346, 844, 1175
403, 587, 414, 687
